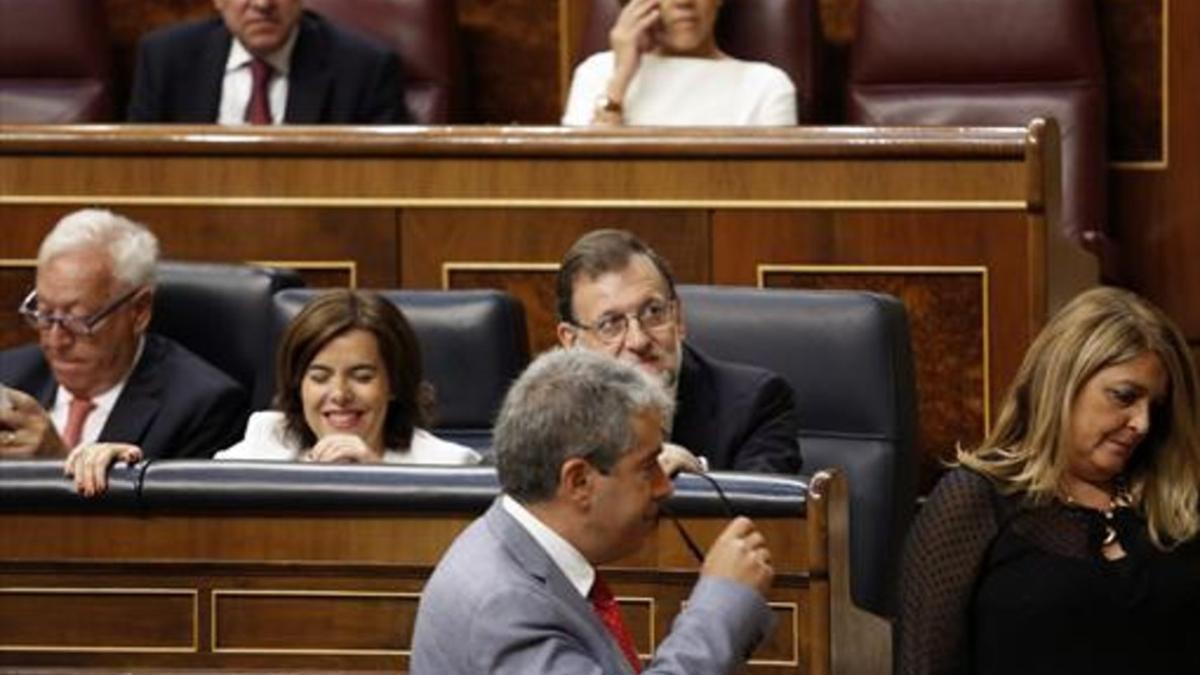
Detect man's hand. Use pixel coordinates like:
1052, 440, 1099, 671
64, 442, 143, 497
701, 516, 775, 597
0, 387, 68, 459
658, 441, 704, 477
304, 434, 383, 464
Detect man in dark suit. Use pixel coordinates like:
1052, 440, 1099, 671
411, 348, 775, 674
0, 209, 246, 465
127, 0, 407, 124
555, 229, 801, 474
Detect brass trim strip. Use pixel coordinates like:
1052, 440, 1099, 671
757, 264, 992, 432
249, 259, 358, 288
1109, 0, 1170, 171
746, 601, 801, 668
210, 588, 418, 656
0, 196, 1030, 210
613, 595, 657, 659
0, 587, 198, 653
441, 261, 560, 290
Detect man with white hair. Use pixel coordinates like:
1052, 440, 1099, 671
0, 209, 247, 460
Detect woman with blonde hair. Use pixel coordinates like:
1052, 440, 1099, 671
899, 286, 1200, 675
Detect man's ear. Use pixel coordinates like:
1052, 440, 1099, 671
674, 297, 686, 340
132, 289, 154, 334
558, 456, 595, 508
556, 322, 580, 348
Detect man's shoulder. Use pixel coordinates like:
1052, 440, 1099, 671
140, 333, 242, 396
139, 16, 227, 52
301, 10, 394, 61
0, 343, 50, 391
683, 343, 790, 396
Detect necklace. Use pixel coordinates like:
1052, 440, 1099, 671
1064, 485, 1132, 547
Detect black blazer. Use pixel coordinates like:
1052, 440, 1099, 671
127, 11, 407, 124
671, 343, 802, 474
0, 334, 248, 459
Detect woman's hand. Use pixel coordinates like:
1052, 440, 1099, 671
63, 442, 143, 497
604, 0, 662, 113
304, 434, 384, 464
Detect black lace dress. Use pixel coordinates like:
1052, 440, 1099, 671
898, 467, 1200, 675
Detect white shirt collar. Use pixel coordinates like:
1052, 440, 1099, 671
224, 25, 298, 76
502, 494, 595, 599
52, 336, 145, 447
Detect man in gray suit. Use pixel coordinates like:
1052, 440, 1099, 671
410, 348, 775, 674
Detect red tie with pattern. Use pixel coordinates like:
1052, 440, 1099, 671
245, 58, 273, 125
62, 397, 95, 448
589, 574, 642, 673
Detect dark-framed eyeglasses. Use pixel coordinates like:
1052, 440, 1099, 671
572, 298, 676, 344
18, 286, 145, 337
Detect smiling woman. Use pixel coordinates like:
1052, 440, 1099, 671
216, 289, 480, 465
898, 286, 1200, 675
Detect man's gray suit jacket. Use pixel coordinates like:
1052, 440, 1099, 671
410, 498, 773, 675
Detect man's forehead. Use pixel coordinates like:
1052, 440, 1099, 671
572, 257, 670, 307
37, 250, 115, 297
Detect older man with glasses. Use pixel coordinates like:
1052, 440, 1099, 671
555, 229, 801, 474
0, 209, 246, 464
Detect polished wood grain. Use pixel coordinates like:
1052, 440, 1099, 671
0, 472, 843, 674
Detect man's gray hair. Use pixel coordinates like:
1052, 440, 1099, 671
495, 348, 674, 503
38, 209, 159, 287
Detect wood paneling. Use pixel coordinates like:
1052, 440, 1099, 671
404, 208, 710, 355
0, 475, 840, 674
712, 209, 1047, 489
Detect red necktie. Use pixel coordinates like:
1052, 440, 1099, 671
245, 58, 273, 125
589, 574, 642, 673
62, 397, 95, 448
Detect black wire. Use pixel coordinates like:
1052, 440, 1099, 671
662, 470, 738, 564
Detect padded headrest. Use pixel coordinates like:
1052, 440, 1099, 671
152, 261, 305, 410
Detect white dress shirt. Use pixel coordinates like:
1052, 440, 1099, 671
501, 494, 596, 599
217, 30, 298, 126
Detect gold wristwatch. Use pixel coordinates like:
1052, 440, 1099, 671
594, 94, 623, 115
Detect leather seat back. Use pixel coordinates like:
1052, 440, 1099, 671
152, 261, 305, 410
678, 285, 917, 617
0, 0, 115, 122
848, 0, 1109, 273
305, 0, 466, 123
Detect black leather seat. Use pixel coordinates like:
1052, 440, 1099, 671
273, 289, 529, 451
677, 285, 917, 618
151, 261, 305, 411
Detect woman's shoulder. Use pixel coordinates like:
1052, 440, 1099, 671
925, 466, 1004, 515
384, 429, 482, 466
213, 411, 299, 461
574, 50, 615, 75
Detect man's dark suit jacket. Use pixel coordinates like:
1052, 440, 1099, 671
127, 11, 408, 124
671, 343, 801, 474
0, 333, 248, 459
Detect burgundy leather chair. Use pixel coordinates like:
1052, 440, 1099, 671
572, 0, 822, 122
0, 0, 115, 122
305, 0, 465, 123
848, 0, 1111, 276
